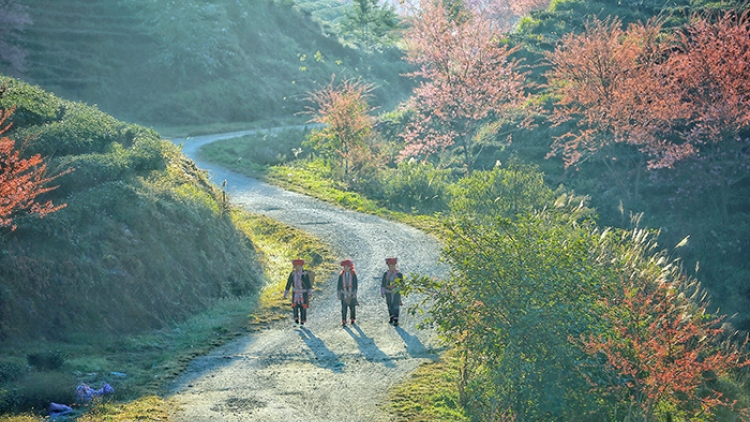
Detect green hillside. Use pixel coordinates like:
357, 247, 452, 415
6, 0, 412, 128
0, 76, 331, 417
0, 76, 264, 339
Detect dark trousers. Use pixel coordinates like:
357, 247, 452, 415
341, 299, 356, 321
385, 292, 400, 321
293, 304, 307, 323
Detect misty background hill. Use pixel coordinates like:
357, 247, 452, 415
3, 0, 412, 128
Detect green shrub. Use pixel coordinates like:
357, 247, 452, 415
0, 77, 61, 130
26, 351, 64, 371
51, 153, 133, 195
379, 161, 450, 214
0, 362, 23, 383
14, 103, 128, 157
447, 161, 566, 221
13, 371, 76, 413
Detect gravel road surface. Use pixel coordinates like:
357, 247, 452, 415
166, 131, 448, 422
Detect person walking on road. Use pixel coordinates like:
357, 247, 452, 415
381, 257, 403, 326
284, 259, 312, 327
337, 259, 358, 327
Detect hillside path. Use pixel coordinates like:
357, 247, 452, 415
166, 131, 448, 421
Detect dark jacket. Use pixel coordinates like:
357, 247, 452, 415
337, 270, 358, 301
381, 270, 403, 296
285, 270, 312, 307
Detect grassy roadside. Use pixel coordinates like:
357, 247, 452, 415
198, 130, 443, 235
0, 209, 336, 422
152, 116, 309, 139
389, 350, 468, 422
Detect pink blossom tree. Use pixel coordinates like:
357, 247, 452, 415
304, 76, 376, 179
400, 0, 527, 174
663, 10, 750, 221
546, 12, 750, 219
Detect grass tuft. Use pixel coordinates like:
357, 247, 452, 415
388, 350, 469, 422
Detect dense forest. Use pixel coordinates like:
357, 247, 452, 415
2, 0, 750, 420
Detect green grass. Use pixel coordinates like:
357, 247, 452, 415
0, 297, 254, 420
200, 132, 443, 234
231, 210, 339, 325
388, 350, 469, 422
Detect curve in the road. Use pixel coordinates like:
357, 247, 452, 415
166, 131, 448, 422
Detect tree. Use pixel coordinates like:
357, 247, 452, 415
447, 160, 557, 222
0, 107, 67, 231
577, 228, 750, 421
662, 10, 750, 221
545, 17, 680, 201
304, 76, 375, 179
400, 0, 527, 174
0, 0, 32, 75
340, 0, 401, 51
404, 167, 601, 420
546, 12, 750, 220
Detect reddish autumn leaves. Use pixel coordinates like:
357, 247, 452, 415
305, 76, 375, 178
578, 233, 750, 419
0, 107, 66, 231
546, 17, 677, 168
400, 0, 527, 173
546, 11, 750, 170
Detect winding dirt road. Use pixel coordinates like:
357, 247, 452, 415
166, 131, 449, 421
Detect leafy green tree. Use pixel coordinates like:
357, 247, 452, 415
447, 161, 559, 222
339, 0, 400, 51
380, 160, 451, 214
404, 165, 602, 420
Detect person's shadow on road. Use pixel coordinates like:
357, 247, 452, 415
344, 324, 396, 368
297, 327, 346, 373
394, 326, 438, 359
